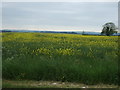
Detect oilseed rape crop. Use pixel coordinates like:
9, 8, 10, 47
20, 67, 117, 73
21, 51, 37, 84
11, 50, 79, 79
2, 32, 118, 85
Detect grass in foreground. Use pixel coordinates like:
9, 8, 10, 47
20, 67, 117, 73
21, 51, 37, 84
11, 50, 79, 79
2, 32, 119, 85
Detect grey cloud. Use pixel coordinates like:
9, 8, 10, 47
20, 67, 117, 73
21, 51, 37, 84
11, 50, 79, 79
2, 2, 118, 31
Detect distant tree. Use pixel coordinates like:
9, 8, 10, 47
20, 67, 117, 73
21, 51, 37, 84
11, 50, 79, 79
82, 30, 85, 35
101, 22, 117, 36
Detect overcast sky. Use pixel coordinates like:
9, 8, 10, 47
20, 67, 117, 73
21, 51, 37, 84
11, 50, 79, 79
2, 2, 118, 32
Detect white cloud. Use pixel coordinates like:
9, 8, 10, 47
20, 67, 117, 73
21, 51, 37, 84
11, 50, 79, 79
2, 0, 119, 2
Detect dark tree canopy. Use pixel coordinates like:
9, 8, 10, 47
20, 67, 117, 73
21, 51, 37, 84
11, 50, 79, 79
101, 22, 117, 36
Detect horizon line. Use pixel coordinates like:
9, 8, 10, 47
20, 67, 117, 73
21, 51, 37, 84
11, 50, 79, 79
1, 28, 101, 32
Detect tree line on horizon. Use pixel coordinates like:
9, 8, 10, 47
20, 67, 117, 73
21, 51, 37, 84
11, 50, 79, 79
82, 22, 118, 36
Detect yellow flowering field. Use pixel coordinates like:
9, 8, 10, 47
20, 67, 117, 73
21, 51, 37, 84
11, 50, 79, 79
2, 32, 118, 85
